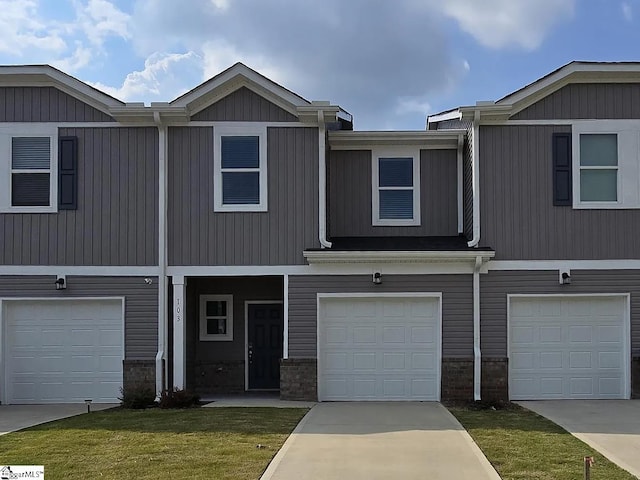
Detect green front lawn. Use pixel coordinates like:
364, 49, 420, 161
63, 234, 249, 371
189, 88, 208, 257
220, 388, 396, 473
449, 404, 636, 480
0, 407, 308, 480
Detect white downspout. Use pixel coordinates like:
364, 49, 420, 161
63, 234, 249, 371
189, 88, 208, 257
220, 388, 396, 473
318, 110, 331, 248
154, 111, 168, 397
473, 255, 482, 401
468, 110, 481, 247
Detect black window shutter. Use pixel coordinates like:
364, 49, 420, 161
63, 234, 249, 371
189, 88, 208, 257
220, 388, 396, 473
58, 136, 78, 210
552, 132, 572, 206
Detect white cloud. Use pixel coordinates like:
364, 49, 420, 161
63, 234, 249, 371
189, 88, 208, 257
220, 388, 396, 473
74, 0, 131, 46
201, 39, 292, 87
89, 51, 199, 102
427, 0, 575, 50
210, 0, 229, 10
622, 2, 633, 21
52, 43, 93, 73
395, 96, 432, 116
0, 0, 67, 56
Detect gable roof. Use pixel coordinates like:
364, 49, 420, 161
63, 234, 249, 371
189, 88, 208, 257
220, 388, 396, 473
0, 64, 124, 116
429, 61, 640, 125
170, 62, 311, 118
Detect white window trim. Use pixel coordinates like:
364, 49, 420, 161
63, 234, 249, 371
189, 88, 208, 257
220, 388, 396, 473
371, 146, 420, 226
213, 125, 268, 212
199, 294, 234, 341
0, 124, 58, 213
572, 120, 640, 209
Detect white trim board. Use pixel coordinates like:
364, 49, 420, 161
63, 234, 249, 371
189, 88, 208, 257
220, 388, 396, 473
167, 263, 477, 276
244, 300, 284, 392
486, 260, 640, 272
506, 293, 631, 400
316, 292, 442, 402
0, 266, 161, 276
0, 296, 125, 405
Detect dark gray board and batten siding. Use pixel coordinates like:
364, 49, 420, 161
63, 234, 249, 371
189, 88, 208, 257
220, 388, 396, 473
191, 87, 297, 122
288, 275, 473, 358
0, 87, 114, 122
511, 83, 640, 120
0, 276, 158, 360
480, 270, 640, 358
479, 124, 640, 260
328, 149, 458, 237
0, 127, 159, 266
168, 127, 319, 266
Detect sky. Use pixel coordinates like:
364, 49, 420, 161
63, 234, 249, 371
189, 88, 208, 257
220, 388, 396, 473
1, 0, 639, 130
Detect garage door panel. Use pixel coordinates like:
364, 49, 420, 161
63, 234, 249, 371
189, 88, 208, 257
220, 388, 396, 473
353, 326, 376, 343
540, 326, 562, 343
6, 299, 124, 404
382, 326, 405, 343
319, 297, 440, 401
509, 296, 627, 400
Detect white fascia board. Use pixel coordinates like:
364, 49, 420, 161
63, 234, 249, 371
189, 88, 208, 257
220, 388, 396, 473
427, 110, 462, 125
328, 130, 464, 150
498, 63, 640, 106
170, 64, 309, 117
0, 66, 123, 115
303, 250, 495, 264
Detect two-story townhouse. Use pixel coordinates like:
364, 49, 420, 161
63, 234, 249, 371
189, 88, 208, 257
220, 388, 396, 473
0, 66, 160, 404
430, 61, 640, 401
0, 62, 497, 404
162, 64, 495, 403
8, 61, 636, 406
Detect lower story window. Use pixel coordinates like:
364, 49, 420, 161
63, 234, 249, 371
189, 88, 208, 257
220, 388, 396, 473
199, 294, 233, 341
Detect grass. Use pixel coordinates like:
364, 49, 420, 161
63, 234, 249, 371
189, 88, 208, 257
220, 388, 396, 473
448, 404, 637, 480
0, 407, 308, 480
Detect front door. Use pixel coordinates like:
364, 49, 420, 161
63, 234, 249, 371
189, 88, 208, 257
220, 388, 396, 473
248, 303, 283, 390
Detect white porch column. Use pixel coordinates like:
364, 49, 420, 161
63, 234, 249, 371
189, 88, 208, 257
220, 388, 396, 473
283, 274, 289, 359
172, 275, 186, 389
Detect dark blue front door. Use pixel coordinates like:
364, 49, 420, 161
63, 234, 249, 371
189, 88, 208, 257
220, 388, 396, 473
248, 303, 283, 390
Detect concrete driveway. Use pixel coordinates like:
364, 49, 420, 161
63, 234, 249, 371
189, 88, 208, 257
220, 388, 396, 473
261, 402, 501, 480
519, 400, 640, 478
0, 404, 117, 435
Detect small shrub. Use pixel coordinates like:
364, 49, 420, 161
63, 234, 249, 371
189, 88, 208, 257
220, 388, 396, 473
119, 386, 156, 409
158, 388, 200, 409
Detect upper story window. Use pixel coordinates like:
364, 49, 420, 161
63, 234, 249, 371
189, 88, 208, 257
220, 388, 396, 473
0, 126, 57, 213
579, 134, 618, 202
372, 147, 420, 226
214, 125, 267, 212
573, 121, 640, 209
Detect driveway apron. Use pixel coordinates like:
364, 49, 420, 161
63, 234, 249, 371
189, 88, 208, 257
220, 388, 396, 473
519, 400, 640, 479
261, 402, 501, 480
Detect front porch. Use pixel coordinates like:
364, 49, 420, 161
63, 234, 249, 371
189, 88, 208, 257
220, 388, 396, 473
171, 275, 284, 395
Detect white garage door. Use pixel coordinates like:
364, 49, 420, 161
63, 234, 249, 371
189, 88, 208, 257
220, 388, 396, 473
5, 299, 124, 404
509, 296, 628, 400
318, 295, 441, 401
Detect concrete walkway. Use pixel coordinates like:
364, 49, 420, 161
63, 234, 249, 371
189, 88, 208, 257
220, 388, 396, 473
261, 402, 501, 480
0, 404, 117, 435
202, 393, 316, 409
519, 400, 640, 479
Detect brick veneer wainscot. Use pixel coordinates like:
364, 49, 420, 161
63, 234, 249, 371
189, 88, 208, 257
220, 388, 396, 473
280, 358, 317, 401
